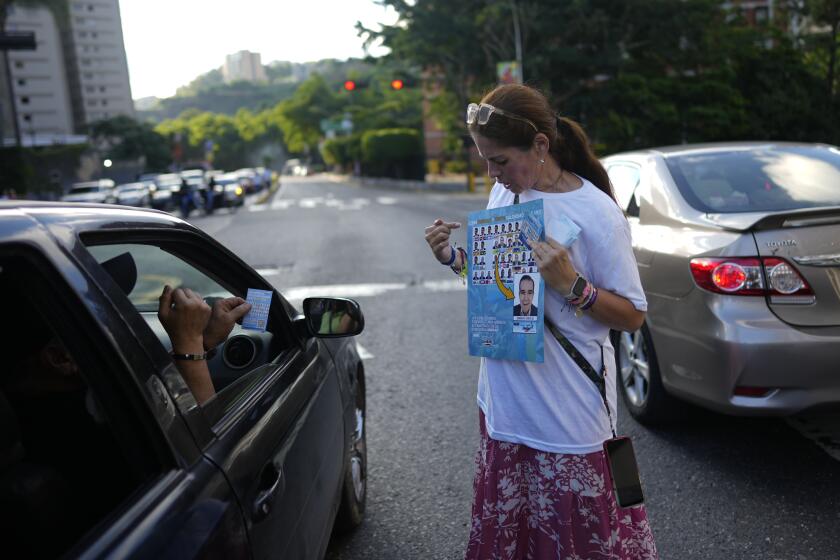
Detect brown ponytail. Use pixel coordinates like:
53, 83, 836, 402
552, 116, 615, 202
469, 84, 615, 203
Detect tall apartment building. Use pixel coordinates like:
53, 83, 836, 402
64, 0, 134, 126
1, 0, 134, 146
223, 50, 267, 84
2, 4, 75, 145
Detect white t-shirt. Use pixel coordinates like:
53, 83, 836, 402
477, 176, 647, 454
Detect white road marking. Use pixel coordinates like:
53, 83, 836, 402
421, 279, 467, 291
277, 279, 466, 308
283, 282, 408, 301
253, 196, 394, 212
298, 197, 323, 208
254, 268, 284, 276
356, 343, 374, 360
270, 198, 296, 210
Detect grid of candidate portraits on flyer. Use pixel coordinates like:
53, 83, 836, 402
471, 221, 538, 286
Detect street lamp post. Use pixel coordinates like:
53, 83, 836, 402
511, 0, 524, 82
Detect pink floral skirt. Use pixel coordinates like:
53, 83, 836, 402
466, 411, 658, 560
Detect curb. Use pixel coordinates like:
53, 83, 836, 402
253, 180, 281, 205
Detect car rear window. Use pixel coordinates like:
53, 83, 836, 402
70, 186, 102, 194
664, 146, 840, 213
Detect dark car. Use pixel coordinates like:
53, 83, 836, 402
0, 202, 368, 559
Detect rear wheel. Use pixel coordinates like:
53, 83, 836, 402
334, 369, 366, 533
612, 324, 678, 424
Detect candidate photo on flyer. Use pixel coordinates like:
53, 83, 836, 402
513, 273, 539, 318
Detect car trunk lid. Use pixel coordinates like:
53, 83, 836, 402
751, 209, 840, 327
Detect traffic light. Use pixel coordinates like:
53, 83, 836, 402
343, 80, 357, 91
390, 79, 405, 90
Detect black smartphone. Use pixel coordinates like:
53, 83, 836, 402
603, 436, 645, 508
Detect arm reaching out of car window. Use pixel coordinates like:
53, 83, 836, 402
158, 285, 215, 405
203, 296, 252, 351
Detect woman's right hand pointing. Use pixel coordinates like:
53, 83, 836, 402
424, 218, 461, 264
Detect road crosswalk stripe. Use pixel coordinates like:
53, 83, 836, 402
249, 195, 400, 212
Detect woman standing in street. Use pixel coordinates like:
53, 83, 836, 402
424, 84, 658, 559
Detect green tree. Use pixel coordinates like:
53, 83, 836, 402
175, 68, 224, 97
270, 74, 339, 154
89, 116, 170, 171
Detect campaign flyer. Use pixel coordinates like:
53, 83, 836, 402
242, 288, 273, 332
467, 199, 545, 363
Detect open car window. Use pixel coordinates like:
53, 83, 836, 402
84, 239, 295, 428
87, 243, 233, 311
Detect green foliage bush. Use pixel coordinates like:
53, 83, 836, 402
321, 134, 362, 168
361, 128, 421, 162
360, 128, 424, 179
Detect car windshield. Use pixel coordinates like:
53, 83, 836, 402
665, 146, 840, 213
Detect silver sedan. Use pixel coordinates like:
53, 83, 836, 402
602, 142, 840, 423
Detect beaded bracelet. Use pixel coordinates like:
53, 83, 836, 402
452, 247, 468, 282
579, 283, 596, 309
581, 286, 599, 310
443, 245, 457, 266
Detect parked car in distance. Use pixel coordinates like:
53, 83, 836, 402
0, 201, 368, 559
114, 182, 152, 207
602, 142, 840, 423
137, 172, 161, 183
207, 172, 246, 212
149, 173, 182, 211
283, 158, 311, 176
235, 168, 260, 193
60, 179, 117, 204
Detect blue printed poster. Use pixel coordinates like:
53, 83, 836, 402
467, 199, 545, 363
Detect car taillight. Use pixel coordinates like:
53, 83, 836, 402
689, 257, 813, 299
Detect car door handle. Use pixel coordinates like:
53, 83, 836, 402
252, 465, 284, 522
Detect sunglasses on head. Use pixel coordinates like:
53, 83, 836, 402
466, 102, 538, 132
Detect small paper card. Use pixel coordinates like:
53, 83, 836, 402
242, 288, 273, 332
546, 213, 581, 247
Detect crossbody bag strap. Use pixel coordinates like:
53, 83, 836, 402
545, 319, 617, 438
512, 194, 617, 437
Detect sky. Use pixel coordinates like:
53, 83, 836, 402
119, 0, 398, 100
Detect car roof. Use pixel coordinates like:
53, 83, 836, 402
603, 141, 837, 159
0, 201, 190, 233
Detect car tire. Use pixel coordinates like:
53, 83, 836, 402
611, 324, 678, 425
334, 368, 366, 533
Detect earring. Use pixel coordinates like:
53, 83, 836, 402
539, 159, 545, 164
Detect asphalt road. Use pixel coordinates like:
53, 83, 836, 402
192, 176, 840, 560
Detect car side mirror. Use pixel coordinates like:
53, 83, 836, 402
299, 297, 364, 338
